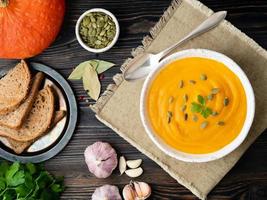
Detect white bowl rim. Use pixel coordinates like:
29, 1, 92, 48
140, 49, 255, 163
75, 8, 120, 53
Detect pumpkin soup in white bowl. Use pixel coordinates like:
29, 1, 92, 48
140, 49, 255, 162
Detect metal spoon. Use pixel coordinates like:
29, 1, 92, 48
124, 11, 227, 81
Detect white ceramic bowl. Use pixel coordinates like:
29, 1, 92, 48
75, 8, 120, 53
140, 49, 255, 163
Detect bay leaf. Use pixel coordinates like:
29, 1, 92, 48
69, 60, 115, 80
93, 60, 115, 74
68, 61, 89, 80
88, 60, 99, 70
82, 66, 101, 100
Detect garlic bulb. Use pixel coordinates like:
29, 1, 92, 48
84, 141, 117, 178
133, 182, 151, 199
123, 181, 151, 200
92, 185, 122, 200
122, 184, 135, 200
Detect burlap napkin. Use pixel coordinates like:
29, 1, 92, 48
91, 0, 267, 199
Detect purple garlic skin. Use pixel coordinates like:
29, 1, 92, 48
84, 141, 118, 178
92, 185, 122, 200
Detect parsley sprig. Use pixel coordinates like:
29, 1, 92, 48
0, 161, 64, 200
191, 95, 213, 118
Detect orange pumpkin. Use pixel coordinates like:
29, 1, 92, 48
0, 0, 65, 59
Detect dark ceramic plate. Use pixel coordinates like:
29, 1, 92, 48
0, 62, 77, 163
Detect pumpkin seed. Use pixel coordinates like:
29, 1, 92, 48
184, 113, 188, 121
104, 15, 108, 22
212, 111, 218, 116
90, 16, 96, 22
92, 22, 97, 29
183, 94, 188, 102
224, 97, 229, 106
200, 74, 207, 80
181, 105, 187, 112
167, 111, 173, 123
192, 115, 198, 122
179, 80, 184, 88
189, 80, 196, 84
200, 121, 208, 129
217, 121, 225, 126
100, 30, 106, 36
211, 88, 220, 94
169, 96, 174, 103
207, 94, 213, 101
95, 40, 101, 45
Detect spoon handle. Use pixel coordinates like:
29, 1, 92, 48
157, 11, 227, 61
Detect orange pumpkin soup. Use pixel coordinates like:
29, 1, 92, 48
147, 57, 247, 154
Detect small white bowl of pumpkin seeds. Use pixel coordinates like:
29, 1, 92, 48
76, 8, 120, 53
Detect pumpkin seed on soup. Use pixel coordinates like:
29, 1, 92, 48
184, 113, 188, 121
189, 80, 196, 84
168, 96, 174, 103
211, 88, 220, 94
217, 121, 225, 126
178, 80, 184, 88
200, 74, 207, 80
79, 12, 116, 49
181, 104, 187, 112
207, 94, 213, 101
224, 97, 229, 106
167, 111, 173, 123
192, 115, 198, 122
183, 94, 188, 102
200, 121, 208, 129
212, 111, 218, 116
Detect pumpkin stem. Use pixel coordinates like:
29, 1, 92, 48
0, 0, 9, 8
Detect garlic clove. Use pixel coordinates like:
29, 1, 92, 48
122, 184, 136, 200
119, 156, 127, 175
133, 181, 151, 199
125, 167, 143, 178
126, 159, 142, 169
92, 184, 122, 200
84, 141, 118, 178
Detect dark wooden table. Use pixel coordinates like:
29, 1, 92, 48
1, 0, 267, 199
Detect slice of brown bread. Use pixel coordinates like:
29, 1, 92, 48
0, 86, 55, 142
0, 72, 44, 129
0, 110, 66, 154
0, 60, 31, 115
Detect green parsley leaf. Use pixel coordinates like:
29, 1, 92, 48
191, 95, 214, 119
0, 161, 64, 200
3, 191, 13, 200
8, 170, 24, 187
51, 184, 64, 193
36, 171, 53, 189
191, 102, 202, 113
197, 95, 205, 105
26, 163, 36, 175
201, 107, 213, 118
15, 184, 31, 198
24, 172, 34, 189
0, 162, 9, 177
5, 162, 25, 187
0, 177, 5, 190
